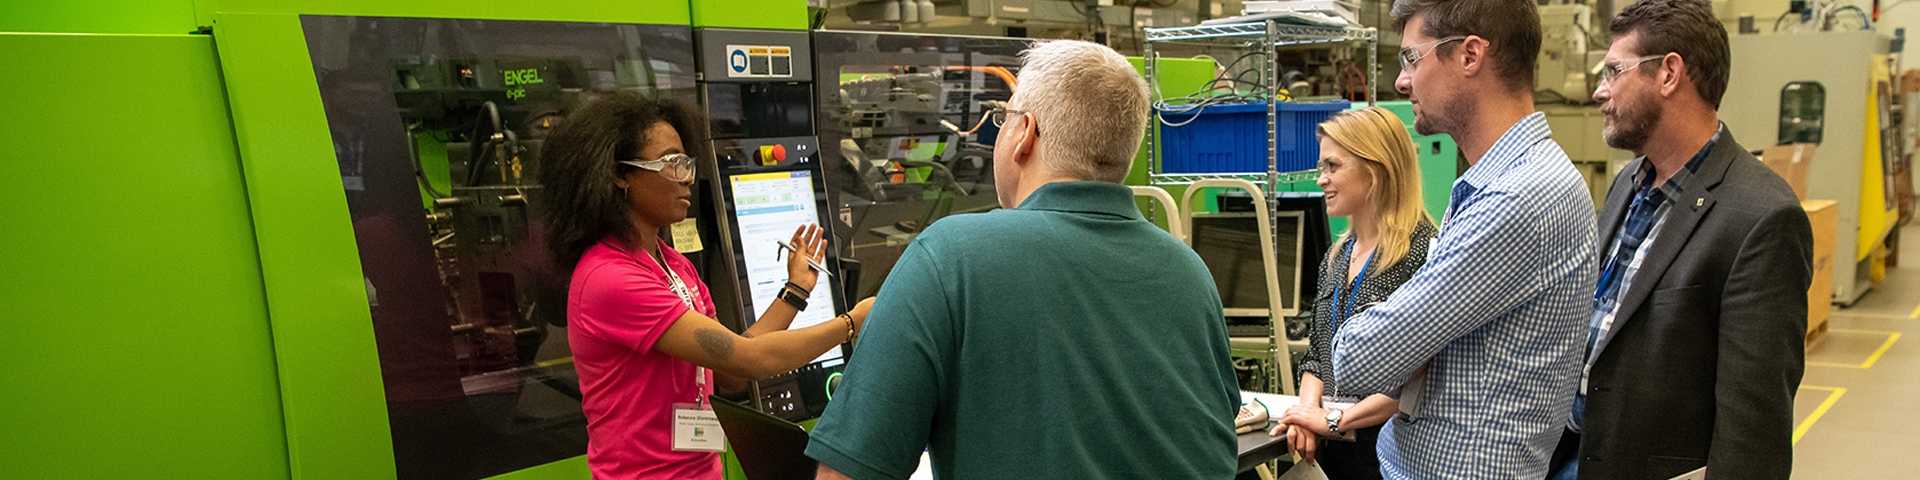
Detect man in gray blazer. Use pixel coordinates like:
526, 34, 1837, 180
1544, 0, 1815, 479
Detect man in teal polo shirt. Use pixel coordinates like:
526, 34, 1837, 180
807, 40, 1238, 480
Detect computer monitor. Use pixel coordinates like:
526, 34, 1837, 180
723, 169, 847, 368
1189, 213, 1276, 313
1272, 192, 1333, 306
718, 162, 853, 421
1186, 193, 1334, 319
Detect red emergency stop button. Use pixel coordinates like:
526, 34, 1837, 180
772, 144, 788, 162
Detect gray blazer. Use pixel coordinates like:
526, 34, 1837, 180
1575, 126, 1813, 480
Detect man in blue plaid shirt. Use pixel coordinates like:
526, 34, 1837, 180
1328, 0, 1598, 478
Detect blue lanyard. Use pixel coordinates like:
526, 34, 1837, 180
1332, 239, 1377, 331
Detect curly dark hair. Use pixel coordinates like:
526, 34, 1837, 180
1611, 0, 1730, 109
538, 92, 704, 272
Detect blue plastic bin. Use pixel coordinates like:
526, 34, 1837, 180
1157, 100, 1351, 174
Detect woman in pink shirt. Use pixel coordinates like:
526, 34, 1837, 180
538, 93, 873, 480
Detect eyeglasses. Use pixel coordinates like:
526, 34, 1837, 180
1598, 55, 1666, 85
619, 153, 696, 183
989, 105, 1029, 128
1399, 36, 1466, 71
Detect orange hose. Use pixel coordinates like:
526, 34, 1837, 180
949, 112, 995, 135
947, 66, 1019, 89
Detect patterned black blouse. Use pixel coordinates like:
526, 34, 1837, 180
1295, 219, 1439, 399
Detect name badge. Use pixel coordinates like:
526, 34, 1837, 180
672, 403, 726, 452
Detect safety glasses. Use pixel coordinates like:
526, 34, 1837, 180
1598, 55, 1667, 85
1399, 36, 1466, 71
619, 153, 696, 183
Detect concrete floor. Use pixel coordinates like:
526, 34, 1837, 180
1791, 222, 1920, 478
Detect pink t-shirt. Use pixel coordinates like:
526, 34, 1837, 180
568, 237, 721, 480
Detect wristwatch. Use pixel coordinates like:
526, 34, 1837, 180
776, 286, 808, 311
1325, 409, 1344, 433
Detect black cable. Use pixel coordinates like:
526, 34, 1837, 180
408, 122, 451, 198
1197, 78, 1263, 98
1183, 51, 1266, 97
1234, 62, 1263, 84
465, 102, 503, 187
1153, 49, 1291, 127
1219, 51, 1263, 76
465, 115, 490, 187
1202, 76, 1265, 95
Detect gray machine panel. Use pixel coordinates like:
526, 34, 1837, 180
696, 28, 814, 82
1722, 31, 1890, 305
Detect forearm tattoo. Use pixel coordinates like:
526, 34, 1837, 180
696, 328, 736, 359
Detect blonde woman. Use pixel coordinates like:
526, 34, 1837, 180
1279, 106, 1438, 479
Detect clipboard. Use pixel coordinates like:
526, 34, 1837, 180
1276, 460, 1330, 480
1667, 467, 1706, 480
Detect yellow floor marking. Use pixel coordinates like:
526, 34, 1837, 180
1807, 330, 1901, 369
1850, 330, 1901, 369
534, 356, 575, 368
1911, 303, 1920, 319
1794, 386, 1846, 445
1830, 311, 1914, 320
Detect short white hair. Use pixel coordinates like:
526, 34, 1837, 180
1013, 40, 1149, 183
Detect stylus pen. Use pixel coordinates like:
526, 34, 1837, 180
775, 239, 831, 280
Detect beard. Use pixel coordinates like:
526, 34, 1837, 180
1602, 95, 1663, 152
1414, 92, 1475, 137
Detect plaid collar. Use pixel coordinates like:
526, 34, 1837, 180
1629, 127, 1721, 202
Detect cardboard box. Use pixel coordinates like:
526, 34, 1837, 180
1762, 144, 1816, 200
1803, 200, 1838, 339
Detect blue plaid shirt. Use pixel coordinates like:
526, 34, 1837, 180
1568, 131, 1719, 432
1332, 113, 1598, 480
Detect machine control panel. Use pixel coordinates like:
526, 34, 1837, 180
759, 377, 806, 418
756, 144, 787, 164
708, 150, 846, 421
755, 366, 841, 421
714, 136, 819, 168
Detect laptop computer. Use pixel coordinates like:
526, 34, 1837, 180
709, 396, 817, 480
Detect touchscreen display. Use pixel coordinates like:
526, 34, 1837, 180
728, 170, 843, 367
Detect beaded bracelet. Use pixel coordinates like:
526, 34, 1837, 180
838, 313, 857, 344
